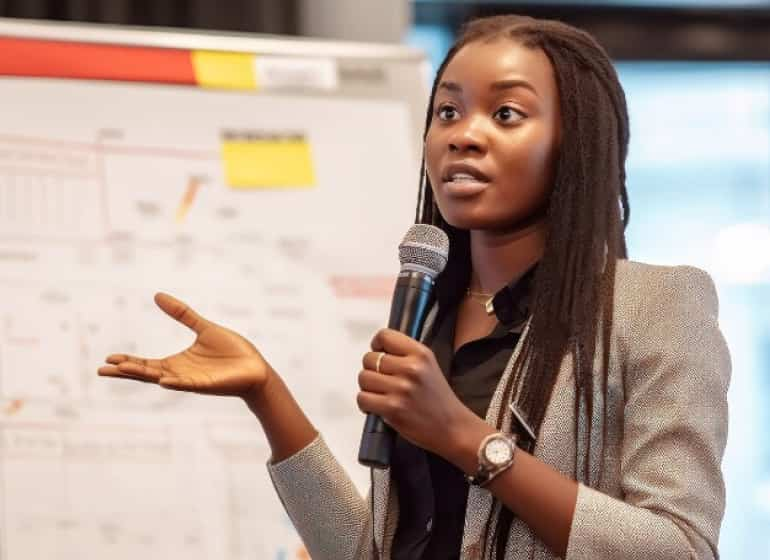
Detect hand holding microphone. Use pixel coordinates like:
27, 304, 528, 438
358, 224, 475, 468
357, 326, 480, 465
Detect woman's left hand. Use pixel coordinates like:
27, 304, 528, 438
357, 328, 479, 458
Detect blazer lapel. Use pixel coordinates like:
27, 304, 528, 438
372, 467, 391, 555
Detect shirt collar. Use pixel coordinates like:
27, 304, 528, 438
487, 263, 538, 331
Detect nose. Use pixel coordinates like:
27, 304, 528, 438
448, 115, 488, 154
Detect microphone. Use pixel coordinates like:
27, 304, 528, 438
358, 224, 449, 469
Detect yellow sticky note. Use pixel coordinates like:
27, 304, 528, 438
222, 131, 315, 188
192, 51, 257, 90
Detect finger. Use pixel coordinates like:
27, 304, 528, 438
358, 369, 404, 394
105, 354, 159, 367
362, 351, 390, 373
105, 353, 131, 365
356, 390, 392, 416
97, 365, 121, 376
370, 328, 424, 356
97, 365, 160, 384
113, 360, 164, 382
154, 292, 210, 334
362, 351, 413, 377
104, 354, 165, 378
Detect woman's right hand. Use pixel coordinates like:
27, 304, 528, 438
97, 292, 272, 400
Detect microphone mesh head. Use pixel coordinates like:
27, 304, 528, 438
398, 224, 449, 277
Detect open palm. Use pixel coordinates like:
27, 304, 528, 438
98, 293, 270, 398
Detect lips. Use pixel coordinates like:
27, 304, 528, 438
439, 162, 491, 198
441, 162, 491, 183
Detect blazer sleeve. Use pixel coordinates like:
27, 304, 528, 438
565, 265, 731, 560
267, 434, 372, 560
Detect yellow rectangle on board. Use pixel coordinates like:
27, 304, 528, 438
191, 51, 257, 90
222, 138, 315, 188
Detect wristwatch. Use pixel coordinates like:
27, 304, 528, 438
466, 432, 518, 488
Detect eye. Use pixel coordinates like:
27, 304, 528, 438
494, 105, 525, 124
436, 103, 460, 121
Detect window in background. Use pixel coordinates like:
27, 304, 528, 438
618, 61, 770, 560
408, 26, 770, 560
408, 23, 454, 77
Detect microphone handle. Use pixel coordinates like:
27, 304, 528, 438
358, 271, 435, 469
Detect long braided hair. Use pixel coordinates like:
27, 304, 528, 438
414, 15, 631, 558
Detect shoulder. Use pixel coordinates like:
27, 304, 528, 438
610, 260, 729, 382
610, 261, 731, 435
613, 259, 719, 322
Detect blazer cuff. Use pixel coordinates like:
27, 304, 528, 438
565, 483, 703, 560
267, 433, 326, 475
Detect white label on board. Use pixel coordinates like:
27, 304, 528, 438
254, 56, 339, 91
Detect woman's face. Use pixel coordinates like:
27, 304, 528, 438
425, 39, 561, 233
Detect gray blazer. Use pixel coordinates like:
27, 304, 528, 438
268, 259, 731, 559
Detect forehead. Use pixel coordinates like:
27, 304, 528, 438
439, 38, 557, 101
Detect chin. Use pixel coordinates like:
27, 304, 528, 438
437, 208, 500, 231
439, 205, 540, 234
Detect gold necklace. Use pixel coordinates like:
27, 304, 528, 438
465, 288, 495, 315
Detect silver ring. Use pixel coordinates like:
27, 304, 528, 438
375, 352, 385, 373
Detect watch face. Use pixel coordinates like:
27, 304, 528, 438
484, 437, 513, 466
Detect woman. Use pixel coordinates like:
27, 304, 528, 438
98, 15, 730, 560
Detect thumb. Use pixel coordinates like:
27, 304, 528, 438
154, 292, 209, 334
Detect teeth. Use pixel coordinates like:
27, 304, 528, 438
450, 173, 481, 182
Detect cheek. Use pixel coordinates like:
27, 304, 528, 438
424, 131, 443, 185
500, 129, 557, 193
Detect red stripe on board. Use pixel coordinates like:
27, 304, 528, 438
0, 37, 196, 85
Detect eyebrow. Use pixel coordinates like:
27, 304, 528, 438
438, 79, 539, 97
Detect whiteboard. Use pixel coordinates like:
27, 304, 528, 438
0, 18, 428, 560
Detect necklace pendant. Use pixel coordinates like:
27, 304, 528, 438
484, 296, 495, 315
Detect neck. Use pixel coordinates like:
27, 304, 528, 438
468, 218, 548, 294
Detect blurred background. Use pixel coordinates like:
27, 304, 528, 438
1, 1, 768, 558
